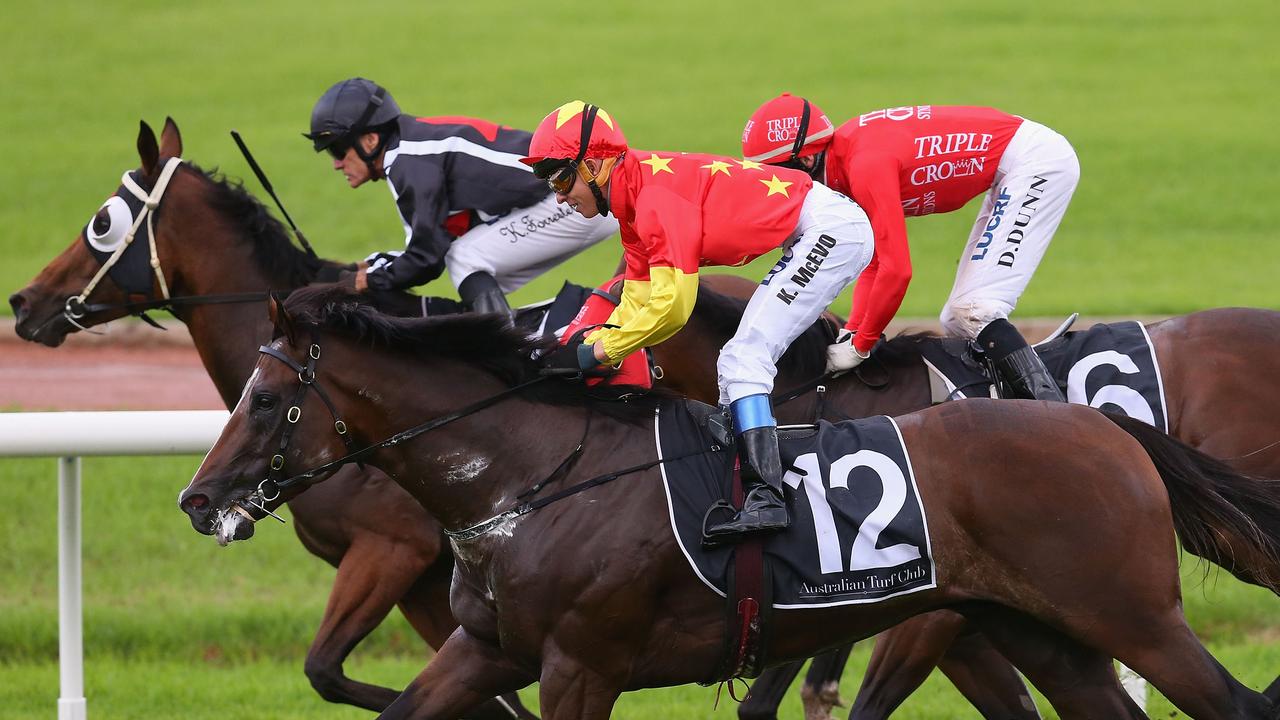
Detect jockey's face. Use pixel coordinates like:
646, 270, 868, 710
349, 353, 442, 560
330, 132, 383, 188
555, 158, 604, 218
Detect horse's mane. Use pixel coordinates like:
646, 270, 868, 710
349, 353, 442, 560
282, 285, 670, 424
876, 331, 942, 364
184, 162, 336, 286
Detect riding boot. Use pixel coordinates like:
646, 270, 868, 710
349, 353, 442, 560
704, 395, 790, 544
458, 271, 514, 325
976, 318, 1065, 402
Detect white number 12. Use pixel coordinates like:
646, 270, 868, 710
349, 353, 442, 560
783, 451, 921, 574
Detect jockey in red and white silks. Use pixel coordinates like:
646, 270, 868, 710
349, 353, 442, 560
743, 96, 1079, 402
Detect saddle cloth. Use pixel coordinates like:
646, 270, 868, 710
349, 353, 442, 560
657, 401, 936, 609
918, 320, 1168, 432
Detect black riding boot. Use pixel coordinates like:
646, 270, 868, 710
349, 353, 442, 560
704, 425, 790, 544
458, 271, 514, 324
976, 318, 1065, 402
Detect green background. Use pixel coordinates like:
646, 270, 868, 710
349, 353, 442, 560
3, 1, 1279, 717
3, 0, 1277, 316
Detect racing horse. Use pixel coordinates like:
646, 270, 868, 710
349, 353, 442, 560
8, 117, 878, 717
5, 118, 529, 715
672, 291, 1280, 719
178, 284, 1280, 720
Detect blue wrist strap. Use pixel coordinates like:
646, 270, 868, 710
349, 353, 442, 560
730, 394, 775, 432
577, 342, 601, 370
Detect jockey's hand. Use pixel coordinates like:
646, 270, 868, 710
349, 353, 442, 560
540, 341, 604, 377
826, 330, 871, 376
336, 262, 369, 293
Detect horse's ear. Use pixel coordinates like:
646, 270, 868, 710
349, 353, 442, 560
268, 293, 297, 345
137, 120, 159, 176
159, 117, 183, 159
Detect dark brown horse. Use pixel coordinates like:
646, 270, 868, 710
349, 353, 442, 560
4, 117, 831, 716
666, 292, 1280, 720
179, 284, 1280, 720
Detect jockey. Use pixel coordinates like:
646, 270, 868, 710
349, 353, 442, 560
304, 78, 618, 319
742, 95, 1080, 401
523, 101, 875, 544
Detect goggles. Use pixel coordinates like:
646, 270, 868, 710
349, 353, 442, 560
546, 163, 579, 194
325, 141, 352, 160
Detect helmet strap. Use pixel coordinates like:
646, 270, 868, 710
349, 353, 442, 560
573, 104, 612, 215
579, 155, 617, 217
789, 99, 812, 162
354, 127, 394, 181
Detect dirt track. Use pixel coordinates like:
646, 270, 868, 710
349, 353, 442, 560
0, 320, 221, 411
1, 315, 1125, 413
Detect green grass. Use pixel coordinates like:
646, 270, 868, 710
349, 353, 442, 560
2, 455, 1279, 718
4, 2, 1280, 717
3, 0, 1278, 317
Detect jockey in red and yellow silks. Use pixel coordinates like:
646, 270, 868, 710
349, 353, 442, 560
743, 95, 1079, 402
524, 100, 876, 544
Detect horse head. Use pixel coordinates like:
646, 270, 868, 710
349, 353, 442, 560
178, 290, 381, 544
9, 118, 195, 346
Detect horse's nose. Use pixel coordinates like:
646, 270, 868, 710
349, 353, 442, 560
8, 291, 30, 326
179, 491, 216, 535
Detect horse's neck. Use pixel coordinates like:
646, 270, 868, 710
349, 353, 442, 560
360, 364, 653, 534
183, 303, 275, 410
164, 221, 313, 409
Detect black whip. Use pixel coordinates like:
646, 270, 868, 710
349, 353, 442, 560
230, 130, 318, 258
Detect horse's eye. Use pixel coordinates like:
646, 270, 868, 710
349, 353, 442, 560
253, 393, 276, 412
91, 209, 111, 236
85, 196, 133, 252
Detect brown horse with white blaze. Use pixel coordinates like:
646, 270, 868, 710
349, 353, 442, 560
180, 285, 1280, 720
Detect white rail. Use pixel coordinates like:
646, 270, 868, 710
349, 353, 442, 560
0, 411, 229, 720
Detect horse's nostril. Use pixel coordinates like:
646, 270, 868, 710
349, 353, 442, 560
8, 292, 28, 321
183, 494, 209, 510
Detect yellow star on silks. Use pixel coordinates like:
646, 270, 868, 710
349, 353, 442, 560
760, 174, 794, 198
640, 154, 675, 175
737, 159, 764, 171
700, 160, 732, 177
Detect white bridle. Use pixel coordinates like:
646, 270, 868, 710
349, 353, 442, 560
65, 156, 184, 329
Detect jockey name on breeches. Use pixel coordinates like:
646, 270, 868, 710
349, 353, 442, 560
717, 183, 874, 405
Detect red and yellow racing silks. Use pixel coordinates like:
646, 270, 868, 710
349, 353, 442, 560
825, 106, 1024, 353
586, 151, 812, 363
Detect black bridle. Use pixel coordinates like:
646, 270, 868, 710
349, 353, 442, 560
241, 334, 723, 540
250, 335, 552, 504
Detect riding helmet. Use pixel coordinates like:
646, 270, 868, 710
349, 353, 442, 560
305, 78, 402, 152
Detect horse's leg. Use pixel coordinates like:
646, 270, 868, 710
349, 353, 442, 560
800, 646, 853, 720
377, 627, 535, 720
849, 611, 1037, 720
305, 537, 425, 710
1100, 611, 1271, 720
740, 660, 804, 720
536, 649, 624, 720
961, 605, 1145, 720
937, 623, 1041, 720
397, 569, 536, 720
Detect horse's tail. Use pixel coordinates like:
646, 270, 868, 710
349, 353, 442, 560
1104, 411, 1280, 594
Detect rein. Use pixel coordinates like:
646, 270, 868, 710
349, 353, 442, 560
445, 442, 723, 542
